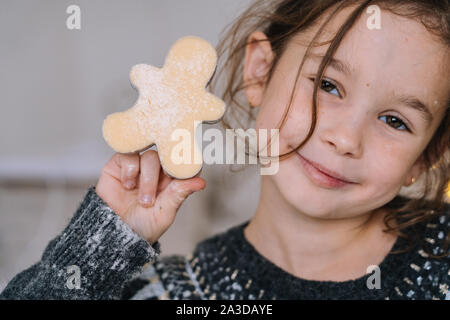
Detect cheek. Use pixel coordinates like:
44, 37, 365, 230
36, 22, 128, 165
256, 81, 314, 149
360, 139, 419, 204
371, 138, 417, 180
255, 60, 303, 132
282, 91, 314, 144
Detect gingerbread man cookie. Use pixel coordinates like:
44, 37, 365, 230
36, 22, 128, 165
102, 36, 226, 179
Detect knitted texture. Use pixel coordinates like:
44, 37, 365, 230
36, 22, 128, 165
0, 186, 160, 300
1, 186, 448, 300
129, 213, 449, 300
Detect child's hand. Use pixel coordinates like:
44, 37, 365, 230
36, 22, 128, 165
95, 150, 206, 245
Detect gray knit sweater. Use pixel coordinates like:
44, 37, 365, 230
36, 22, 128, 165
0, 185, 449, 300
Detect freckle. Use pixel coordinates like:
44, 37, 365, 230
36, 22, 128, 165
405, 37, 408, 42
366, 83, 370, 87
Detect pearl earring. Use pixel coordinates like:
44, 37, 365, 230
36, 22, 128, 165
411, 176, 416, 184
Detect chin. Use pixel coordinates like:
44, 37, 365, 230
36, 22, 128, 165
293, 200, 344, 219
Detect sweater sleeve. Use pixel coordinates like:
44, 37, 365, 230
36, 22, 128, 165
0, 185, 161, 300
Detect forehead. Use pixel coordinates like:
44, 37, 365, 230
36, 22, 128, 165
289, 5, 449, 116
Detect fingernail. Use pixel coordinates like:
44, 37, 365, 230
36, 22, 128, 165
125, 181, 135, 189
126, 165, 136, 178
140, 195, 152, 206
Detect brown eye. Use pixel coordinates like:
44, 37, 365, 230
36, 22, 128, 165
379, 115, 410, 132
309, 78, 342, 98
321, 80, 340, 96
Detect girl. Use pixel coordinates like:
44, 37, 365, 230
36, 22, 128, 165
1, 0, 449, 300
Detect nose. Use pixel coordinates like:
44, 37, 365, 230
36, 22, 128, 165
320, 113, 364, 158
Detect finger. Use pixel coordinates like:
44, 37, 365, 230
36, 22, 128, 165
100, 153, 122, 181
156, 167, 202, 195
156, 169, 201, 196
156, 177, 206, 216
157, 170, 173, 194
138, 150, 161, 207
115, 153, 140, 190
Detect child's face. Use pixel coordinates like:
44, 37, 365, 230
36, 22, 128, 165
245, 7, 449, 218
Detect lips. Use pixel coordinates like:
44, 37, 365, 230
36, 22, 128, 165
296, 153, 356, 188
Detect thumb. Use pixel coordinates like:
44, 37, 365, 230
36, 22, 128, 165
158, 177, 206, 214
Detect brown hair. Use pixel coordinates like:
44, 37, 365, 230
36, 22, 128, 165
210, 0, 450, 258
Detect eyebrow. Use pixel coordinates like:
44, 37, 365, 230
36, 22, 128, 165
394, 94, 434, 127
306, 52, 434, 128
305, 52, 352, 77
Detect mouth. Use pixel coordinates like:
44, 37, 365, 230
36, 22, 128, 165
296, 152, 357, 189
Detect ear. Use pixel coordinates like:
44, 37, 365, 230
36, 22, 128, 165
403, 153, 427, 187
243, 31, 274, 108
